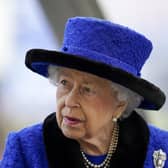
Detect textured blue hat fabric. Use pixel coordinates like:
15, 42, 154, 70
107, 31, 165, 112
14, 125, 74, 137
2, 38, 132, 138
61, 17, 152, 77
25, 16, 165, 110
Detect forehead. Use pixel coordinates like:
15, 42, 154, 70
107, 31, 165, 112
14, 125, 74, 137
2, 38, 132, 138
58, 67, 111, 85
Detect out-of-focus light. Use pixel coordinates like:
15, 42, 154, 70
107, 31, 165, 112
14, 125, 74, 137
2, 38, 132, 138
0, 1, 16, 79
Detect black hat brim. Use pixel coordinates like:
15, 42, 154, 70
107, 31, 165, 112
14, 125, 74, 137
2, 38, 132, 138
25, 49, 166, 110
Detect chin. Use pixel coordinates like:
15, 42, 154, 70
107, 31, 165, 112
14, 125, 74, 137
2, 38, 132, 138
61, 127, 84, 140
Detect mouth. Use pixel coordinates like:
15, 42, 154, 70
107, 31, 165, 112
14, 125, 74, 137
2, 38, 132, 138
63, 116, 84, 126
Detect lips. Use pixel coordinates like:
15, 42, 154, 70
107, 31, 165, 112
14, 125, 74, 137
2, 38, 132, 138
63, 116, 83, 126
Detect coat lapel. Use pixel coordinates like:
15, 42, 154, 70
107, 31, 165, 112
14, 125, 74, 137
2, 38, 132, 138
43, 113, 84, 168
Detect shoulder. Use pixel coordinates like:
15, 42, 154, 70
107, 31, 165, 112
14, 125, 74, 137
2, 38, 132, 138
15, 123, 46, 155
148, 125, 168, 158
0, 123, 48, 168
7, 123, 44, 150
148, 125, 168, 147
3, 123, 43, 151
144, 125, 168, 168
15, 123, 43, 142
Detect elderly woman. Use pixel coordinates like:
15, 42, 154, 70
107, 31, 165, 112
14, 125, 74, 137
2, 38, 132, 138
0, 17, 168, 168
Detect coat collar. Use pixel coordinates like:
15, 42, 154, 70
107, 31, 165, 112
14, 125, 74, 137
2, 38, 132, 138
43, 111, 149, 168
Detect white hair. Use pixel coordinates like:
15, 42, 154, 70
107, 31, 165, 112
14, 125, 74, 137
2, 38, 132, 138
48, 65, 60, 86
48, 65, 143, 119
109, 82, 143, 119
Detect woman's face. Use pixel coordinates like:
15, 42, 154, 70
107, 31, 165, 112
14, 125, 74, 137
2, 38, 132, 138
56, 68, 126, 140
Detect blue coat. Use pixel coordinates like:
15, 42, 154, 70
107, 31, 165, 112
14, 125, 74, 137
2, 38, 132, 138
1, 123, 168, 167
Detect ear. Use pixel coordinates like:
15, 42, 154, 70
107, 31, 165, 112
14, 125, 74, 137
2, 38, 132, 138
113, 100, 128, 119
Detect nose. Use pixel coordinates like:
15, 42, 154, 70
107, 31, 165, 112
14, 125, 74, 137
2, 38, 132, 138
65, 88, 80, 108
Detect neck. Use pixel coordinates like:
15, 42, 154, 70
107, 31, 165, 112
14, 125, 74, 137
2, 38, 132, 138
78, 124, 114, 155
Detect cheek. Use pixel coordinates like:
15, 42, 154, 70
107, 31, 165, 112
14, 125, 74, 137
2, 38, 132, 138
56, 87, 63, 99
56, 88, 67, 110
56, 91, 66, 127
84, 100, 105, 126
91, 97, 112, 112
88, 96, 117, 120
55, 111, 61, 128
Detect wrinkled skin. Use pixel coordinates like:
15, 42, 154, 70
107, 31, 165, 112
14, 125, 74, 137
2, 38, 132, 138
56, 68, 127, 155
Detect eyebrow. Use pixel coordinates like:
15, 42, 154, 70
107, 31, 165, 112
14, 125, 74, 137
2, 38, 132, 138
59, 74, 94, 84
58, 69, 98, 85
58, 70, 72, 78
82, 80, 95, 85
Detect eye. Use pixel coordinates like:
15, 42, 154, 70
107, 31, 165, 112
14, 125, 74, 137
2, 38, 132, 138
55, 79, 68, 87
60, 79, 67, 86
58, 79, 72, 90
83, 87, 91, 93
82, 86, 96, 96
57, 79, 71, 92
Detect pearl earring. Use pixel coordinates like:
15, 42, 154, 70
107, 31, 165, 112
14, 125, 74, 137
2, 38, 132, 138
112, 117, 117, 122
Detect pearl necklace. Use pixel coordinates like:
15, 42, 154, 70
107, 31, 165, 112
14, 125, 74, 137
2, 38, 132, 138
81, 123, 119, 168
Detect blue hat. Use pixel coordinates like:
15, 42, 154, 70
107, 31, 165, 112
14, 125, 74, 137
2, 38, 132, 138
25, 16, 165, 110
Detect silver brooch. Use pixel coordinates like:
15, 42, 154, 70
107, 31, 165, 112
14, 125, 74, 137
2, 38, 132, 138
153, 149, 167, 168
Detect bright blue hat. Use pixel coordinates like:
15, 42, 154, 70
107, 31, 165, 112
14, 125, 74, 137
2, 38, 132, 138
25, 16, 165, 110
